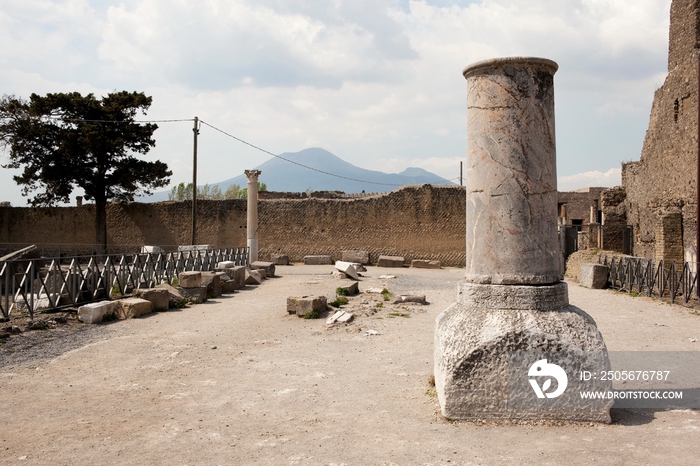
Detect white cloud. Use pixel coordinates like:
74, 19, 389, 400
557, 168, 622, 192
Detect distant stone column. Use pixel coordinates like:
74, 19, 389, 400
245, 170, 262, 263
434, 57, 612, 422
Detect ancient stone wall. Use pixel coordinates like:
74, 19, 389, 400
0, 185, 468, 266
622, 0, 699, 261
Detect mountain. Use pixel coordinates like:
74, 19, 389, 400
144, 147, 455, 201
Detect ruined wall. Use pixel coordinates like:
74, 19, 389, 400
622, 0, 699, 261
0, 185, 468, 266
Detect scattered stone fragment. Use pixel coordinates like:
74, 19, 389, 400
27, 319, 57, 330
304, 255, 333, 265
179, 271, 202, 288
365, 329, 380, 336
78, 301, 117, 324
411, 259, 441, 269
216, 261, 236, 269
394, 295, 427, 305
176, 286, 207, 304
201, 272, 223, 298
115, 297, 153, 319
326, 310, 345, 324
365, 287, 386, 294
579, 264, 609, 289
379, 275, 396, 279
271, 254, 290, 265
334, 261, 359, 280
377, 255, 404, 267
350, 262, 367, 273
133, 288, 170, 311
287, 295, 328, 318
155, 284, 188, 308
342, 250, 370, 265
337, 312, 354, 323
331, 270, 347, 279
336, 282, 359, 296
245, 269, 262, 285
251, 261, 276, 278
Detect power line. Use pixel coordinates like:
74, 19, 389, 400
47, 117, 194, 124
199, 119, 406, 188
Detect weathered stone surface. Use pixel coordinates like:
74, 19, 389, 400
216, 266, 246, 289
334, 261, 359, 280
377, 255, 404, 267
176, 286, 207, 304
140, 245, 163, 254
256, 268, 267, 279
201, 272, 223, 298
435, 282, 612, 422
78, 301, 116, 324
336, 312, 353, 323
271, 254, 289, 265
394, 295, 426, 304
342, 250, 370, 265
179, 271, 202, 288
331, 270, 347, 279
115, 297, 153, 319
245, 269, 262, 285
216, 261, 236, 269
411, 259, 441, 269
579, 264, 609, 289
221, 277, 237, 293
251, 261, 276, 278
336, 282, 359, 296
326, 310, 346, 324
350, 262, 367, 273
155, 284, 188, 308
133, 288, 170, 311
178, 245, 213, 252
287, 295, 327, 317
304, 255, 333, 265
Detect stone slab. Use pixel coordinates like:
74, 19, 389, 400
341, 250, 370, 265
201, 272, 223, 298
394, 295, 426, 305
133, 288, 170, 311
155, 284, 188, 308
245, 269, 262, 285
287, 296, 327, 318
304, 255, 333, 265
377, 255, 404, 268
411, 259, 441, 269
216, 261, 236, 269
271, 254, 289, 266
115, 297, 153, 319
140, 245, 163, 254
251, 261, 276, 278
78, 301, 116, 324
579, 264, 609, 289
176, 286, 207, 304
334, 261, 359, 280
179, 271, 202, 288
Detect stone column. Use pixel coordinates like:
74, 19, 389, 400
434, 57, 612, 422
245, 170, 262, 263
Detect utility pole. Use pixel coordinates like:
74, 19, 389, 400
192, 116, 199, 245
460, 161, 463, 186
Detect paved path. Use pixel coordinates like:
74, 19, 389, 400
1, 266, 699, 465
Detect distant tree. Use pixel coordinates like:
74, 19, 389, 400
239, 182, 267, 199
169, 182, 227, 201
224, 184, 241, 199
0, 91, 171, 249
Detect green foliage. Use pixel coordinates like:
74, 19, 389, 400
168, 182, 228, 201
336, 287, 349, 296
381, 288, 393, 302
329, 297, 349, 308
224, 184, 243, 199
303, 310, 320, 319
376, 302, 383, 308
0, 91, 171, 246
388, 312, 410, 318
238, 182, 267, 200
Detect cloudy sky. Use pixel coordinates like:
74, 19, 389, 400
0, 0, 671, 205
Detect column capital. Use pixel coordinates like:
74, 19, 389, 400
244, 169, 262, 181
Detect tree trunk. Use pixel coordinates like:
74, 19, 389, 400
95, 198, 107, 253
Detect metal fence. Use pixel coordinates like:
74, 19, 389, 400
599, 255, 699, 304
0, 246, 249, 319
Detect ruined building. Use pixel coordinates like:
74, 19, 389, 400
623, 0, 699, 263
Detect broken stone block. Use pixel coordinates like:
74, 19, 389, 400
334, 261, 359, 280
579, 264, 609, 289
326, 310, 353, 324
342, 250, 370, 265
326, 310, 345, 324
176, 286, 207, 304
394, 295, 427, 305
304, 255, 333, 265
251, 261, 276, 278
179, 271, 202, 288
287, 295, 327, 318
245, 269, 262, 285
336, 282, 359, 296
377, 255, 405, 267
271, 254, 289, 265
411, 259, 441, 269
221, 277, 237, 293
331, 270, 346, 279
155, 284, 188, 308
350, 262, 367, 273
216, 261, 236, 269
201, 272, 222, 298
115, 297, 153, 319
215, 266, 246, 289
78, 301, 116, 324
133, 288, 170, 311
141, 245, 163, 254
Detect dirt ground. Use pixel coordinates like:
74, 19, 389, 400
1, 265, 699, 465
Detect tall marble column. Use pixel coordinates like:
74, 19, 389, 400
245, 170, 261, 263
434, 57, 612, 422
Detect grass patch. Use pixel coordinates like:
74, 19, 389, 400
329, 297, 349, 308
381, 288, 393, 302
303, 310, 320, 319
335, 287, 349, 296
376, 302, 383, 308
388, 312, 410, 318
425, 388, 437, 397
